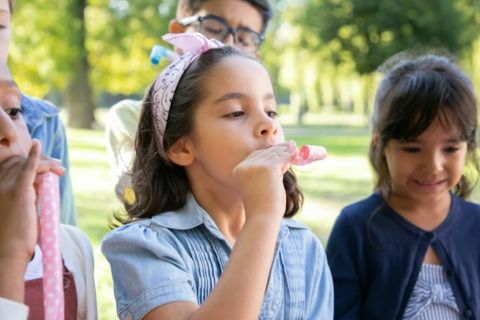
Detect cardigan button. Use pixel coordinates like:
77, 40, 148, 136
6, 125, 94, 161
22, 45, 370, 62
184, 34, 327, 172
425, 232, 436, 241
464, 309, 473, 319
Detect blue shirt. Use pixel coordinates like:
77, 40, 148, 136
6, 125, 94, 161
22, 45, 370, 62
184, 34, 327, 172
21, 94, 76, 225
102, 195, 334, 320
326, 192, 480, 320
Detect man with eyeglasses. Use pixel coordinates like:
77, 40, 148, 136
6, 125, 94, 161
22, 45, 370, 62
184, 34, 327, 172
105, 0, 273, 204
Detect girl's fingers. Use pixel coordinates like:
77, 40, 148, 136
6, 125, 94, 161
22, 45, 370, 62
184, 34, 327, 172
37, 157, 65, 176
19, 139, 41, 188
257, 142, 296, 162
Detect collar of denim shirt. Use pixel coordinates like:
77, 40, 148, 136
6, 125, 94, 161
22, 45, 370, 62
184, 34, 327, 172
21, 93, 60, 133
150, 193, 308, 244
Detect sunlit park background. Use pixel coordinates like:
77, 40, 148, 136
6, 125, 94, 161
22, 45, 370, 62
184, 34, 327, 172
8, 0, 480, 318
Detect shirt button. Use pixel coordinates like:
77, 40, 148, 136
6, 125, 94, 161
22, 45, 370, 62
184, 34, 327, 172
464, 309, 473, 319
124, 312, 133, 320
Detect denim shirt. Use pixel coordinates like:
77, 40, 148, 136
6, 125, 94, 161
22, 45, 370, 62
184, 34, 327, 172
102, 195, 334, 320
21, 94, 76, 225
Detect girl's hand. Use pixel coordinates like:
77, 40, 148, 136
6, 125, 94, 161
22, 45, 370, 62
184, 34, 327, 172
0, 140, 65, 265
233, 141, 296, 223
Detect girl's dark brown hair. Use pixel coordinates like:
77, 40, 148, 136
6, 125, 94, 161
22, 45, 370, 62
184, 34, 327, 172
369, 54, 479, 199
8, 0, 14, 13
116, 46, 302, 225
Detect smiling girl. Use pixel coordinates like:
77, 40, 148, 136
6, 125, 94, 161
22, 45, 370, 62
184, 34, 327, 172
327, 55, 480, 320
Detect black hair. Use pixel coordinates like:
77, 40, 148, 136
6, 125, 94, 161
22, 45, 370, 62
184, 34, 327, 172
8, 0, 14, 13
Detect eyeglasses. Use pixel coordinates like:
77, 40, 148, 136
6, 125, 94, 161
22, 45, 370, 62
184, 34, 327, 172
179, 15, 264, 53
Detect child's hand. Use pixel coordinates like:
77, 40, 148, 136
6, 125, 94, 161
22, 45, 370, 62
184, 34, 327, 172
0, 140, 65, 264
233, 141, 296, 223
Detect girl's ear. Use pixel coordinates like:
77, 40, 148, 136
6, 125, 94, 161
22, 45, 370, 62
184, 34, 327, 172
167, 137, 194, 166
168, 19, 186, 34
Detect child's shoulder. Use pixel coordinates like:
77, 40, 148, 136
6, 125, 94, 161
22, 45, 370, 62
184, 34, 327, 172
59, 224, 94, 259
454, 195, 480, 219
339, 192, 384, 222
60, 224, 92, 246
59, 224, 95, 271
103, 197, 223, 244
102, 219, 154, 242
101, 214, 186, 249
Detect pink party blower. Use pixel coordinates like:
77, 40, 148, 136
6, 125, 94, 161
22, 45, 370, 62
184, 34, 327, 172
291, 145, 328, 165
38, 172, 64, 320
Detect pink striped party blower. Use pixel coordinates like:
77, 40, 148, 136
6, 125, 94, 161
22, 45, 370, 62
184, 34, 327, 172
38, 172, 64, 320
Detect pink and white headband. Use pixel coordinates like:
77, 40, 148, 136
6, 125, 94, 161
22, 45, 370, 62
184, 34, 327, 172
151, 32, 224, 158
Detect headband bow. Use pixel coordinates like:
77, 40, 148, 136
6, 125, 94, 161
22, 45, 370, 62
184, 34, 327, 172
151, 32, 224, 158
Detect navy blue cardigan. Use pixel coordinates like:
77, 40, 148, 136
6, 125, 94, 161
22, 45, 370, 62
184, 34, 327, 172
326, 192, 480, 320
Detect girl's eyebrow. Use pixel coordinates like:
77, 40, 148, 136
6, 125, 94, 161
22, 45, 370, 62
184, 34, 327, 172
213, 92, 275, 104
444, 138, 464, 143
399, 137, 464, 143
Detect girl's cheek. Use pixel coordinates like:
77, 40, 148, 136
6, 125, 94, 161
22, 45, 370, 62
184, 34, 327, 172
18, 123, 33, 157
278, 126, 285, 142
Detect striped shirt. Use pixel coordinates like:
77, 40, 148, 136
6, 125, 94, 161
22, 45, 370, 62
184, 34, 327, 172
102, 194, 334, 320
403, 264, 460, 320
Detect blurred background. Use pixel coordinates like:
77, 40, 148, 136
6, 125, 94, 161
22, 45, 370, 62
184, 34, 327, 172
9, 0, 480, 318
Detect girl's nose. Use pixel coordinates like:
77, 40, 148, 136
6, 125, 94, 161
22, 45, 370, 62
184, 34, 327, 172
255, 113, 278, 137
422, 151, 443, 174
0, 111, 18, 148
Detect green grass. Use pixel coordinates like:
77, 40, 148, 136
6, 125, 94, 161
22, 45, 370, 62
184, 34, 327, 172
284, 124, 373, 243
68, 128, 120, 319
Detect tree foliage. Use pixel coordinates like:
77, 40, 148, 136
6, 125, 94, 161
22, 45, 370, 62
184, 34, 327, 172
10, 0, 176, 112
302, 0, 479, 74
87, 0, 176, 95
9, 0, 82, 95
7, 0, 480, 126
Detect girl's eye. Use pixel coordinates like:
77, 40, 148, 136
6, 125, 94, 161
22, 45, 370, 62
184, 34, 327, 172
444, 146, 460, 153
266, 110, 277, 118
226, 111, 244, 118
5, 107, 22, 119
401, 147, 420, 153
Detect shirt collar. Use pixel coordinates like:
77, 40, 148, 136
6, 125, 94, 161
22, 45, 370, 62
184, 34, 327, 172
150, 193, 307, 242
21, 94, 60, 133
151, 194, 212, 230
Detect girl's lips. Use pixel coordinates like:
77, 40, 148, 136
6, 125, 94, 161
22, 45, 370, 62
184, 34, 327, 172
412, 179, 447, 191
415, 179, 445, 186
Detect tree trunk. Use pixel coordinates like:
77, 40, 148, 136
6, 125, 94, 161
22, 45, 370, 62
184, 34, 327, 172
64, 0, 95, 129
297, 102, 308, 125
362, 74, 374, 115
